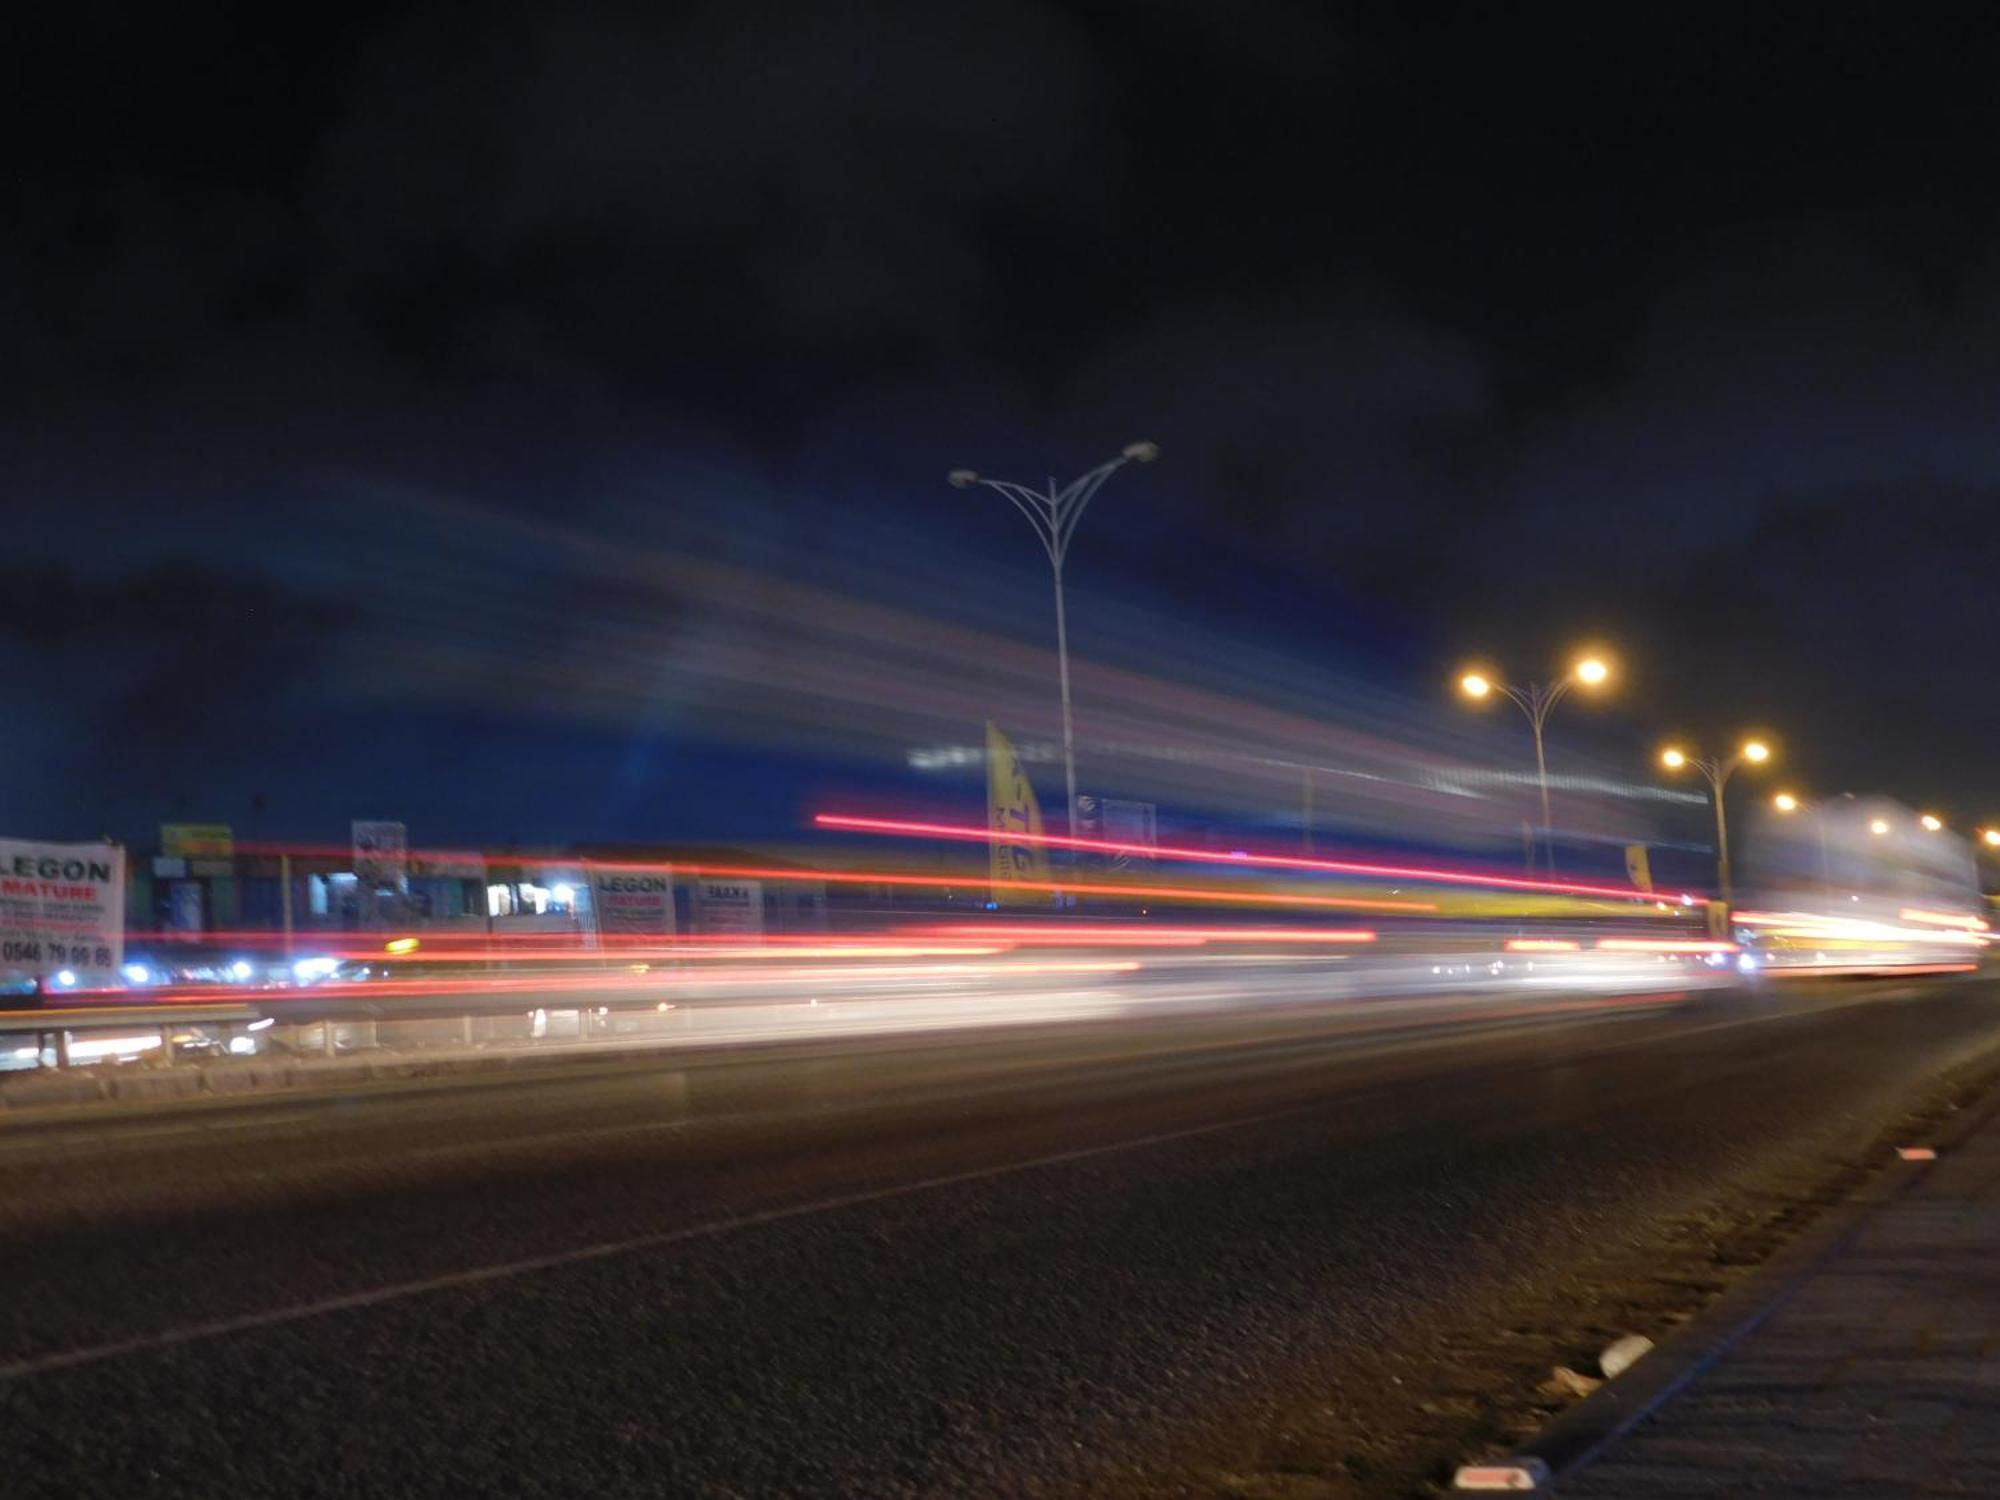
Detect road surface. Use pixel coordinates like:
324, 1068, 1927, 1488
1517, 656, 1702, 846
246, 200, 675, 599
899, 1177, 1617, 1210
1, 976, 1995, 1497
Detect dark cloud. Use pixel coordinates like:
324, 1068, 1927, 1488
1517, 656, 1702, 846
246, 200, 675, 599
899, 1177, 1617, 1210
15, 2, 2000, 837
1064, 292, 1492, 576
1, 566, 350, 745
12, 0, 1111, 420
1601, 482, 2000, 811
303, 0, 1108, 391
0, 565, 354, 837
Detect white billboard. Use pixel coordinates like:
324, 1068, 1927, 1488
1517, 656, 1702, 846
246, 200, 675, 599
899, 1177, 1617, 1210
1078, 796, 1158, 868
689, 878, 763, 936
0, 838, 125, 987
589, 865, 676, 941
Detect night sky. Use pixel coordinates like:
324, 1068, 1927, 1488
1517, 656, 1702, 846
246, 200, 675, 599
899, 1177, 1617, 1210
10, 3, 2000, 847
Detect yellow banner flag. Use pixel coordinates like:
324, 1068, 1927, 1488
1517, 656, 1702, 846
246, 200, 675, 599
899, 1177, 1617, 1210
987, 721, 1051, 905
1624, 843, 1653, 893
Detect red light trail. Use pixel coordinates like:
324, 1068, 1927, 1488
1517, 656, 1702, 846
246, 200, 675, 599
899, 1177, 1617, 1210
813, 813, 1655, 900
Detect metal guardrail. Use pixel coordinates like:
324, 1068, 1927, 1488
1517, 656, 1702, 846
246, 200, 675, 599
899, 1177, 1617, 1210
0, 1003, 261, 1034
2, 982, 700, 1032
0, 988, 679, 1071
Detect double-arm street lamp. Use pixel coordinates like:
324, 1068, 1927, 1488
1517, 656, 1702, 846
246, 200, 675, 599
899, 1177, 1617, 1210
1457, 654, 1613, 871
1659, 738, 1772, 904
949, 442, 1158, 835
1862, 811, 1946, 837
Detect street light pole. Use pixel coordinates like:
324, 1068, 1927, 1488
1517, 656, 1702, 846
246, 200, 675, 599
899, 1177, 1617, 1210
949, 442, 1158, 836
1661, 739, 1771, 905
1712, 769, 1734, 903
1520, 680, 1563, 866
1774, 792, 1835, 901
1812, 806, 1831, 899
1458, 658, 1610, 873
1050, 548, 1078, 835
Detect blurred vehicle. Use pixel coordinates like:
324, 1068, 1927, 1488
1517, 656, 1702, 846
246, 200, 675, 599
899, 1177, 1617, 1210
1735, 796, 1986, 975
118, 948, 281, 990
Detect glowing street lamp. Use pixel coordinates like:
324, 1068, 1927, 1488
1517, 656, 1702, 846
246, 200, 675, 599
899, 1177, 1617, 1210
1920, 813, 1945, 832
950, 442, 1158, 835
1870, 817, 1891, 836
1981, 828, 2000, 849
1456, 654, 1615, 871
1658, 736, 1774, 904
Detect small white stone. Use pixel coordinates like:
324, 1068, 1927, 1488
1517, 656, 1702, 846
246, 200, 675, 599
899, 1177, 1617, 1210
1600, 1333, 1655, 1379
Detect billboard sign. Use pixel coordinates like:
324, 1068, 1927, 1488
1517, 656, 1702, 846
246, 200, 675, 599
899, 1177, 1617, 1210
352, 821, 409, 891
160, 823, 233, 858
0, 838, 125, 986
590, 865, 676, 940
689, 879, 763, 936
1077, 796, 1158, 869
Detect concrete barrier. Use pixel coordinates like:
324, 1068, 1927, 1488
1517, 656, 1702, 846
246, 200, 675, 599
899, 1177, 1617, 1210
279, 1060, 378, 1089
105, 1071, 206, 1103
0, 1025, 720, 1120
202, 1064, 286, 1095
0, 1072, 109, 1109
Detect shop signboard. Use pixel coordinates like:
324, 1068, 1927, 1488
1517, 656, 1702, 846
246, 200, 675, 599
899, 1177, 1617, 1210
689, 878, 763, 936
589, 864, 676, 941
0, 837, 125, 986
160, 823, 233, 858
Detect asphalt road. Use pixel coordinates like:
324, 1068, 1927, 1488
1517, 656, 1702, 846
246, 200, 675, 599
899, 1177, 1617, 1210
1, 976, 1997, 1497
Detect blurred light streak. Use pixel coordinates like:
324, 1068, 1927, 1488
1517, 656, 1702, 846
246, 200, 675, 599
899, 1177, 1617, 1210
164, 957, 1154, 1007
1899, 907, 1989, 931
1735, 909, 1986, 947
338, 496, 1610, 839
1503, 939, 1582, 952
1594, 939, 1738, 954
187, 928, 1029, 952
386, 943, 1011, 964
220, 847, 1436, 911
902, 923, 1377, 945
64, 1034, 166, 1061
814, 813, 1650, 899
676, 861, 1436, 912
